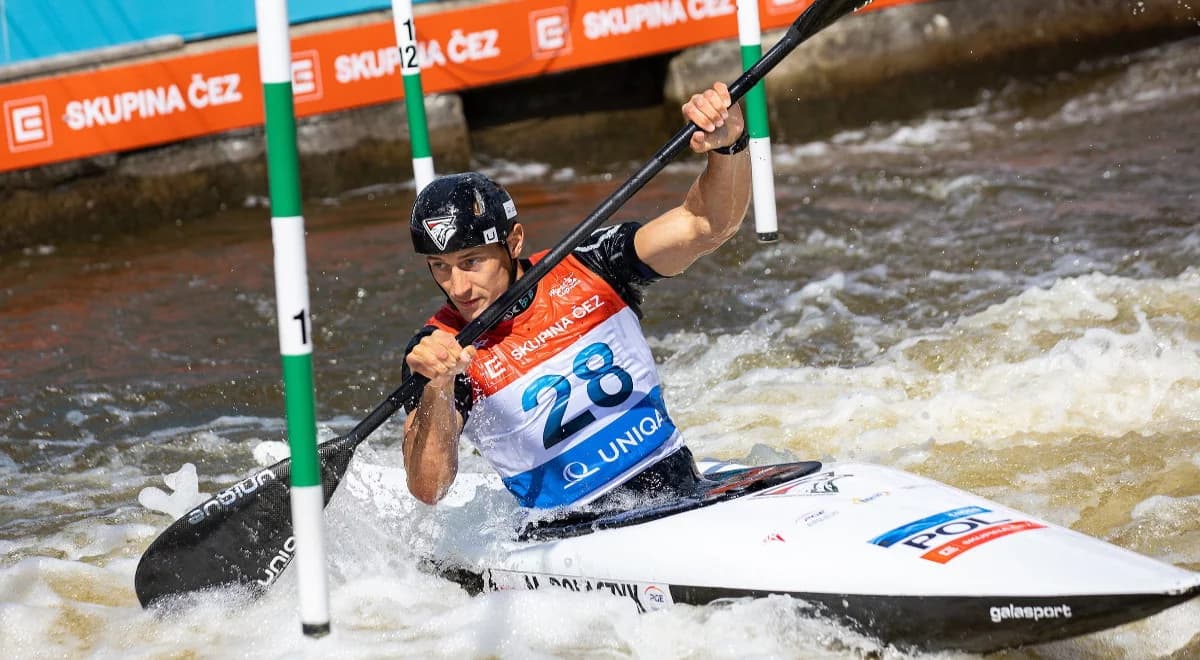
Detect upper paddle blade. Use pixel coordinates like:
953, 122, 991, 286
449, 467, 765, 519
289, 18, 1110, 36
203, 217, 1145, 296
134, 435, 356, 607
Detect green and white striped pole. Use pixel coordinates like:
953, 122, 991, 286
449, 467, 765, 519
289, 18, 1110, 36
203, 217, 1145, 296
254, 0, 330, 637
391, 0, 434, 192
737, 0, 780, 243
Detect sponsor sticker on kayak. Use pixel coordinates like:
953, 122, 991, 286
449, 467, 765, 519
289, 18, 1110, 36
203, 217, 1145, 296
756, 470, 851, 497
796, 508, 839, 527
485, 569, 673, 612
989, 603, 1073, 624
869, 506, 1045, 563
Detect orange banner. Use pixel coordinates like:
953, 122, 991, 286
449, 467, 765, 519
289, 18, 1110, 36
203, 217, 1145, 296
0, 0, 918, 173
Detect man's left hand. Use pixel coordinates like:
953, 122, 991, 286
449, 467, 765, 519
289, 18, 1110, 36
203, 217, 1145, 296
682, 82, 745, 154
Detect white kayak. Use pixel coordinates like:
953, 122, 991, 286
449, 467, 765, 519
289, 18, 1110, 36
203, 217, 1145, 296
353, 458, 1200, 654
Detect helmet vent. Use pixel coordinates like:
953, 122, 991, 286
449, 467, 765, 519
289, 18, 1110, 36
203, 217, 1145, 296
472, 189, 486, 216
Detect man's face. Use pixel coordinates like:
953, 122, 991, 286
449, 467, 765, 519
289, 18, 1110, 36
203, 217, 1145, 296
426, 243, 515, 321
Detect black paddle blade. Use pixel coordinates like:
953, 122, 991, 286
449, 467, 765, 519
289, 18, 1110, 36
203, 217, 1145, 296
134, 435, 357, 608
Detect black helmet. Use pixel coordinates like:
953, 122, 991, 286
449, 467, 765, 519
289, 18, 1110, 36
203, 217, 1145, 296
409, 172, 518, 255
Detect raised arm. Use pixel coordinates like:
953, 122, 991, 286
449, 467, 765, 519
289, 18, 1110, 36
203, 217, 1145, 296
633, 82, 753, 277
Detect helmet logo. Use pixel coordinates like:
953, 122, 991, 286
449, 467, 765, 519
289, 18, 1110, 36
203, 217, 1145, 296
472, 189, 486, 216
422, 215, 457, 251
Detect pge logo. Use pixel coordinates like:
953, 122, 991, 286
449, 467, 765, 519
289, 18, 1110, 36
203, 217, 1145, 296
4, 96, 53, 152
643, 584, 668, 608
869, 506, 1044, 564
530, 7, 571, 59
291, 50, 323, 102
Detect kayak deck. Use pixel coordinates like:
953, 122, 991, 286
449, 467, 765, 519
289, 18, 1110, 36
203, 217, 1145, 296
519, 461, 823, 541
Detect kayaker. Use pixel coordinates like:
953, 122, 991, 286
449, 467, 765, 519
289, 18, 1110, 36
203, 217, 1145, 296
401, 81, 751, 511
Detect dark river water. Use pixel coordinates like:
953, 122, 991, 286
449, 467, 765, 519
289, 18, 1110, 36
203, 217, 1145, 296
1, 35, 1198, 659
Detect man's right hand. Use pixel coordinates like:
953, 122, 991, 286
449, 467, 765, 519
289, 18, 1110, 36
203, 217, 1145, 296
405, 330, 476, 387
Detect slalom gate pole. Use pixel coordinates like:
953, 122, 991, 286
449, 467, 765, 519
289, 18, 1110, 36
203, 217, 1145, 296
737, 0, 781, 243
253, 0, 330, 637
391, 0, 435, 192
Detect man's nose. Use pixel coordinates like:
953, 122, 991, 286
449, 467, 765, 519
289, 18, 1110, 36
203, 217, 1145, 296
448, 268, 471, 296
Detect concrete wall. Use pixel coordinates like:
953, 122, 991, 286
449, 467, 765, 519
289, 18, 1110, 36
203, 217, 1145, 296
1, 0, 1196, 253
0, 95, 469, 250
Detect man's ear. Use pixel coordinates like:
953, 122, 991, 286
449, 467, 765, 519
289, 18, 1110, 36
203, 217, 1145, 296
507, 223, 525, 258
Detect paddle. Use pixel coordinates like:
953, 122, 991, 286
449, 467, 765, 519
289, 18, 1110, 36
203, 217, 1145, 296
134, 0, 874, 608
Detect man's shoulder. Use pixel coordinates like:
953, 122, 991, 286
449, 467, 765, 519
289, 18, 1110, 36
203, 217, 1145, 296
568, 222, 663, 304
575, 223, 639, 256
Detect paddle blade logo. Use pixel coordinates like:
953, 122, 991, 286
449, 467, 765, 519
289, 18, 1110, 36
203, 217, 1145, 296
423, 215, 457, 251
